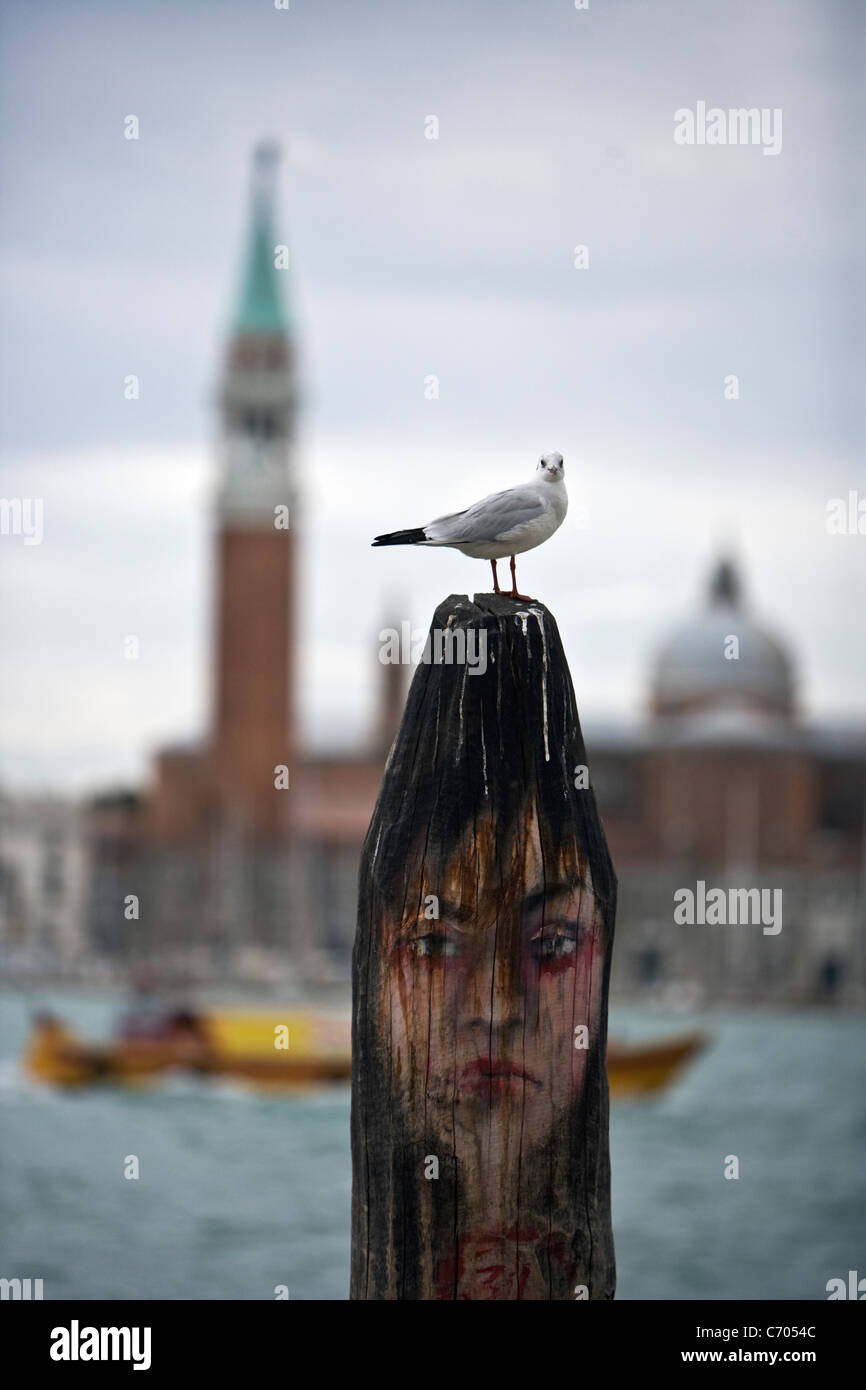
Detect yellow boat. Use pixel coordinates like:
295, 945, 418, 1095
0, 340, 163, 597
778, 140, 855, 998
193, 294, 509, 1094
606, 1031, 707, 1099
24, 1010, 352, 1089
24, 1011, 705, 1095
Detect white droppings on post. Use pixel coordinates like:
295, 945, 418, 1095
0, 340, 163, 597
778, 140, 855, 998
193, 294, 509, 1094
370, 823, 383, 869
533, 609, 550, 761
480, 718, 488, 797
563, 685, 570, 796
456, 671, 466, 764
431, 683, 442, 767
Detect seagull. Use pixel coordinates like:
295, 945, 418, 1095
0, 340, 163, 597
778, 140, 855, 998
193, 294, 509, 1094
372, 453, 567, 600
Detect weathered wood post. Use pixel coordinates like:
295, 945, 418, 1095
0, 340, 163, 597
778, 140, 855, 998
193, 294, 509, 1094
351, 594, 617, 1300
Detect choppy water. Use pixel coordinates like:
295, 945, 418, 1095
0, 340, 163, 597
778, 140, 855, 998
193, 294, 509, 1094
1, 988, 864, 1300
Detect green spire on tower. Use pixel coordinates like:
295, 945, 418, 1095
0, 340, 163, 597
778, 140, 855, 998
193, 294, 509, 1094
233, 140, 290, 336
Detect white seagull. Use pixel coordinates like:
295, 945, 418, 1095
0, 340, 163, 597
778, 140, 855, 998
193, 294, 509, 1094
372, 452, 568, 600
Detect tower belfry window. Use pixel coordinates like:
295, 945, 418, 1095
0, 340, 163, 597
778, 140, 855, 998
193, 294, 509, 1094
241, 411, 278, 440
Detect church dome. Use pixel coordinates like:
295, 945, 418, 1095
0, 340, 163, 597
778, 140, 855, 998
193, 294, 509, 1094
651, 559, 795, 719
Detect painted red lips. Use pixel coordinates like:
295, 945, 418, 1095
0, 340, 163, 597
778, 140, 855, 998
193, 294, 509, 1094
461, 1057, 541, 1095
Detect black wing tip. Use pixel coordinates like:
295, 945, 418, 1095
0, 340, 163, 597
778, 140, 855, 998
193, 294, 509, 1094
372, 528, 427, 547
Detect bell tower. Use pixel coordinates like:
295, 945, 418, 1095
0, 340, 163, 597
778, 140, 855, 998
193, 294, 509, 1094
211, 141, 297, 840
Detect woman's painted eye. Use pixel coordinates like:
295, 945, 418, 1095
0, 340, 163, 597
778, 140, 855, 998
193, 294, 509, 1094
530, 928, 578, 964
406, 934, 459, 959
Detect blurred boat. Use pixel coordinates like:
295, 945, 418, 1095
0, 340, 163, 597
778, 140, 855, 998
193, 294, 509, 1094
607, 1031, 707, 1099
24, 1011, 706, 1094
24, 1010, 352, 1089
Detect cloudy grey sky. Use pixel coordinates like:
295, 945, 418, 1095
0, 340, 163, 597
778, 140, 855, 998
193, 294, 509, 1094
0, 0, 863, 791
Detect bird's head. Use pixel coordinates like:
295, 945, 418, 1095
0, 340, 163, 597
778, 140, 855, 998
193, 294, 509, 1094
537, 451, 564, 481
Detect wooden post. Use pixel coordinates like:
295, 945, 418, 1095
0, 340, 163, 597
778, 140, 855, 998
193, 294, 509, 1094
351, 593, 617, 1300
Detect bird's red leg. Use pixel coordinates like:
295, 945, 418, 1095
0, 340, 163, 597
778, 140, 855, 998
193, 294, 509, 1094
509, 554, 534, 601
490, 558, 501, 594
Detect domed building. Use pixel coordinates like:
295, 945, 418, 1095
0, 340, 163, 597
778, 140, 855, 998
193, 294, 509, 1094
647, 558, 806, 769
589, 557, 866, 1005
651, 558, 795, 722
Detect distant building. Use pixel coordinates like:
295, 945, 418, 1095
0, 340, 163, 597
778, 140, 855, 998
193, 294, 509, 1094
86, 144, 397, 982
0, 795, 88, 974
77, 147, 864, 1002
592, 560, 866, 1004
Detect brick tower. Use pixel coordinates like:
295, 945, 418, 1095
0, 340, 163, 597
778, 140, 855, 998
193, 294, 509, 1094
211, 141, 297, 842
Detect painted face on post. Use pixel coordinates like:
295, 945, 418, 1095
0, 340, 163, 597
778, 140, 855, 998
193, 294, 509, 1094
353, 602, 618, 1301
381, 807, 606, 1150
